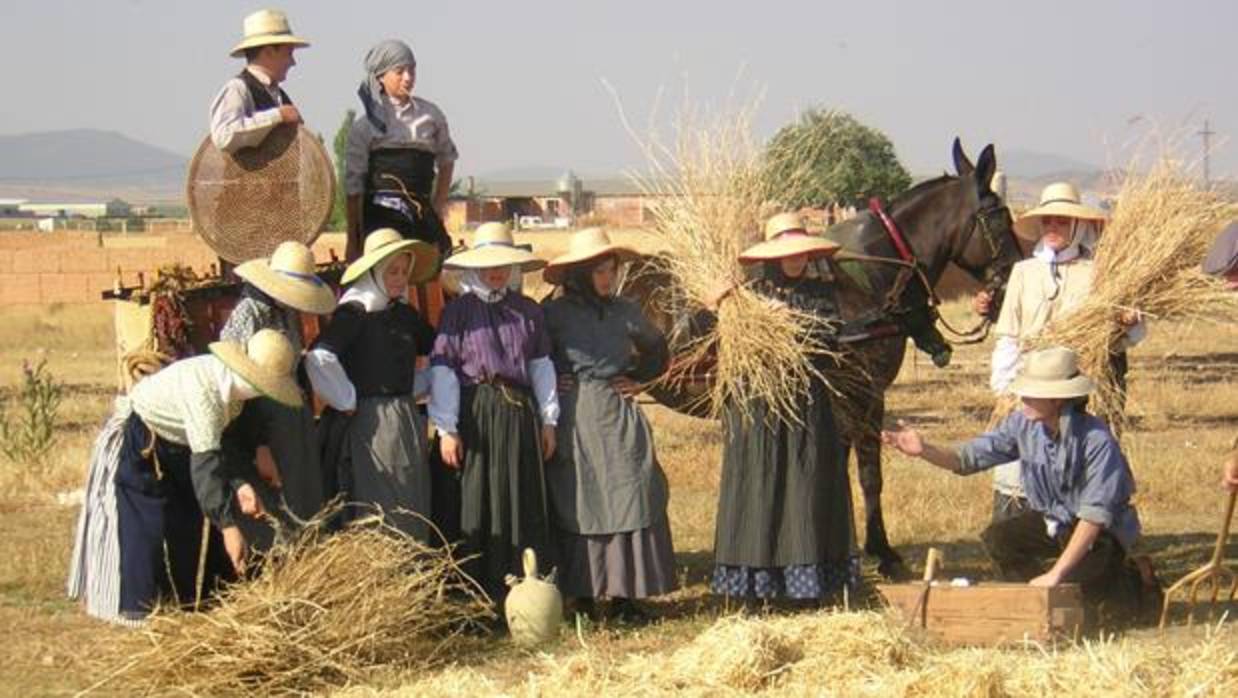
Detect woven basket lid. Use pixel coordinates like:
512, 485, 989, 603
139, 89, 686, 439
187, 124, 335, 264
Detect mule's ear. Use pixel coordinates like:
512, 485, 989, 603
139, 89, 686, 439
952, 137, 974, 176
975, 144, 997, 192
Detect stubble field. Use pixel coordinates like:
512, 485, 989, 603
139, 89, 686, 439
0, 229, 1234, 695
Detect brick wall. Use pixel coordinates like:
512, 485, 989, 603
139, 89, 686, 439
0, 232, 347, 305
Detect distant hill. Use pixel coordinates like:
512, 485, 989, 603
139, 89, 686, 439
997, 149, 1099, 180
0, 129, 187, 203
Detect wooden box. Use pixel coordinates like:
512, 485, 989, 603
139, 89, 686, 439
877, 582, 1084, 646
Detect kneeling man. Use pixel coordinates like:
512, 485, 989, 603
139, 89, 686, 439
882, 347, 1151, 616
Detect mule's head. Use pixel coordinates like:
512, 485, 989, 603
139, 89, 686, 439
949, 138, 1021, 318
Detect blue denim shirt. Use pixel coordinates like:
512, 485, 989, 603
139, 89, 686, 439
956, 406, 1141, 550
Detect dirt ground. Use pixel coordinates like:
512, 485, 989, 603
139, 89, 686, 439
0, 247, 1235, 694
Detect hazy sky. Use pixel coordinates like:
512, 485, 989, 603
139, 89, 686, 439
3, 0, 1235, 177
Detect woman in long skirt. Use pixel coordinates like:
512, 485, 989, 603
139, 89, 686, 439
429, 222, 558, 604
710, 213, 860, 604
542, 228, 677, 620
68, 330, 302, 623
220, 241, 335, 542
305, 228, 440, 539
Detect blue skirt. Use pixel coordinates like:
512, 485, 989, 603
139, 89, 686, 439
114, 413, 235, 618
710, 557, 860, 600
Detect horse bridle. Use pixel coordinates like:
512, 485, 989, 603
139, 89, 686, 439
842, 198, 1016, 347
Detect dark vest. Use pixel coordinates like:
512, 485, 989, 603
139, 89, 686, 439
236, 69, 292, 112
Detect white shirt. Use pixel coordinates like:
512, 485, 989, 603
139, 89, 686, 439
128, 355, 245, 452
208, 66, 286, 153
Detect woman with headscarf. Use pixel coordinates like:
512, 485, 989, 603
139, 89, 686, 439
219, 241, 335, 545
305, 229, 440, 539
541, 229, 677, 621
707, 213, 860, 605
344, 39, 457, 264
974, 182, 1145, 522
428, 222, 558, 605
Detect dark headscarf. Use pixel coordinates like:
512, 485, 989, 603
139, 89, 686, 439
357, 39, 417, 133
563, 255, 615, 318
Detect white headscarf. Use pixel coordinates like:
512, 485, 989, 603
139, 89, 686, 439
339, 253, 408, 312
1032, 219, 1099, 265
458, 265, 520, 304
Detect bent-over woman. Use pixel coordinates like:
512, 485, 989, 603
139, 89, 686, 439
68, 330, 302, 624
220, 241, 335, 537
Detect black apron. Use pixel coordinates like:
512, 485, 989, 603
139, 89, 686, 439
363, 147, 452, 258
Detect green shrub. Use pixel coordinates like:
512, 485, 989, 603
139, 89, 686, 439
0, 358, 64, 464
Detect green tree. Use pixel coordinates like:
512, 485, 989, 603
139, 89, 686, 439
329, 109, 356, 231
763, 109, 911, 209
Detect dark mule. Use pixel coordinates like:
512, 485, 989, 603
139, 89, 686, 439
620, 139, 1023, 578
826, 139, 1020, 578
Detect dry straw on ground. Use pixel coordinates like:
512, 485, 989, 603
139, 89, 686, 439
346, 610, 1237, 697
1031, 154, 1237, 430
610, 89, 848, 422
89, 510, 493, 697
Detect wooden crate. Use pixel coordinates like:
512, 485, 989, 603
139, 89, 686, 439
877, 582, 1084, 646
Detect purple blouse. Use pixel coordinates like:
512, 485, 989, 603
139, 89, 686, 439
430, 292, 551, 387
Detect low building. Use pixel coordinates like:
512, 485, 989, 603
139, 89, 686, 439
447, 174, 659, 229
18, 198, 131, 219
0, 198, 28, 216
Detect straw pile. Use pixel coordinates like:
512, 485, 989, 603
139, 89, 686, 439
1030, 156, 1237, 429
91, 512, 493, 697
350, 610, 1237, 696
615, 94, 846, 422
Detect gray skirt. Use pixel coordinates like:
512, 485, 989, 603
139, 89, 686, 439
555, 516, 678, 599
332, 395, 432, 542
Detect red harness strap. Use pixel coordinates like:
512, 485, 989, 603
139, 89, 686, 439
868, 197, 916, 264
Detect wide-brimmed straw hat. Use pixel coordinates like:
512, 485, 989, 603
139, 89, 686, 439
542, 228, 638, 285
444, 222, 545, 271
738, 213, 841, 263
230, 9, 311, 58
234, 241, 335, 315
342, 228, 439, 285
1014, 182, 1107, 241
1203, 220, 1238, 276
1008, 347, 1095, 399
209, 329, 303, 407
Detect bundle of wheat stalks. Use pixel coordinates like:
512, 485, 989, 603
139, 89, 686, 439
622, 99, 845, 422
351, 610, 1237, 697
1032, 157, 1237, 430
91, 511, 492, 696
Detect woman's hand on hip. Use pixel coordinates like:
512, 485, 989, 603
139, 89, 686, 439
440, 432, 464, 469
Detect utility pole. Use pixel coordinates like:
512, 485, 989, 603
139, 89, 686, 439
1198, 119, 1216, 187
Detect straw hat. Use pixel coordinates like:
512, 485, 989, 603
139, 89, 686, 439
341, 228, 439, 285
1202, 220, 1238, 276
738, 213, 841, 263
444, 222, 546, 271
1014, 182, 1107, 240
230, 9, 311, 58
1007, 347, 1095, 399
234, 241, 335, 315
209, 329, 303, 407
542, 228, 638, 285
